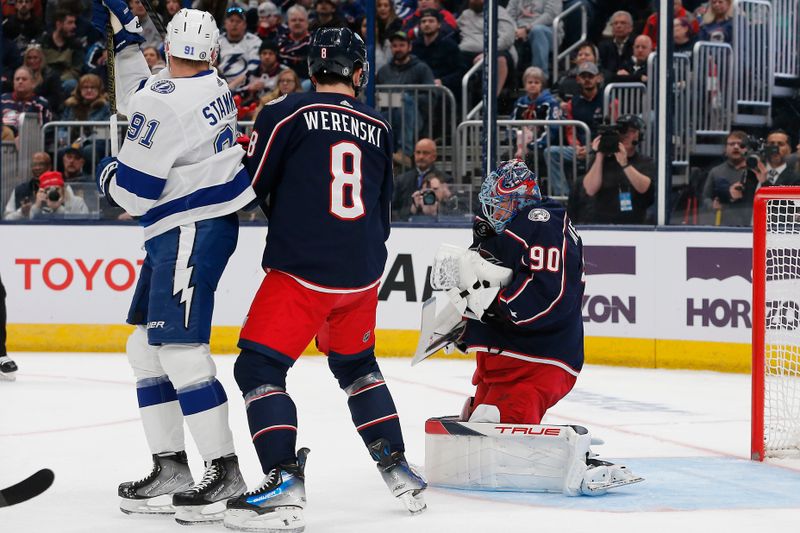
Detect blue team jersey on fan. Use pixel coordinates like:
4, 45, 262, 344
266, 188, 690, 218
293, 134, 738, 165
246, 92, 394, 291
461, 200, 586, 375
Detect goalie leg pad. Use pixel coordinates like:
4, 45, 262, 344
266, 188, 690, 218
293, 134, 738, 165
425, 417, 593, 495
329, 352, 405, 454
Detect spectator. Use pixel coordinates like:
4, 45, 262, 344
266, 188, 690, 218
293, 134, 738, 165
598, 11, 634, 79
1, 35, 22, 93
1, 66, 52, 137
339, 0, 366, 30
409, 174, 452, 217
142, 46, 166, 74
360, 16, 391, 73
673, 16, 697, 54
698, 0, 733, 44
128, 0, 163, 49
512, 66, 561, 188
256, 1, 282, 40
41, 9, 84, 93
412, 9, 463, 96
545, 62, 603, 199
508, 0, 561, 79
61, 146, 90, 182
60, 73, 110, 121
641, 0, 699, 49
701, 130, 750, 225
165, 0, 182, 21
458, 0, 517, 97
219, 5, 262, 94
244, 40, 288, 102
612, 34, 652, 83
376, 30, 435, 166
4, 0, 44, 48
552, 41, 599, 102
3, 151, 51, 220
393, 137, 453, 220
377, 0, 402, 44
402, 0, 458, 40
252, 67, 303, 117
278, 5, 313, 86
22, 44, 63, 117
754, 130, 800, 187
582, 114, 655, 224
310, 0, 347, 31
29, 170, 89, 220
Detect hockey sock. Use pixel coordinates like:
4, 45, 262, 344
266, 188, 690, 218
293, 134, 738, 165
136, 375, 185, 453
234, 350, 298, 472
328, 353, 405, 454
176, 378, 235, 461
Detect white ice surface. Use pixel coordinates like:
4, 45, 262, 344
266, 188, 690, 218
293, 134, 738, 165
2, 354, 800, 532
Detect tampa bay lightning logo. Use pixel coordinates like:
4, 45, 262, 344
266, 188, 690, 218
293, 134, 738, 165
528, 208, 550, 222
151, 80, 176, 94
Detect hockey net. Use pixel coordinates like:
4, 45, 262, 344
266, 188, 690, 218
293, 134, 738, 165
752, 187, 800, 461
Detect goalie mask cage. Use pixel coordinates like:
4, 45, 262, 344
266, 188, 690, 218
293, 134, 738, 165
752, 186, 800, 461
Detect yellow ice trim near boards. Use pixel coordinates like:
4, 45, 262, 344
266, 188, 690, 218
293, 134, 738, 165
7, 325, 750, 372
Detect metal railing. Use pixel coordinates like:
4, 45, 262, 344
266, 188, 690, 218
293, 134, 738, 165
733, 0, 774, 126
773, 0, 799, 80
41, 120, 127, 175
603, 82, 647, 126
375, 84, 458, 176
456, 119, 591, 200
1, 141, 18, 214
461, 61, 483, 122
552, 1, 588, 84
645, 52, 692, 168
691, 41, 734, 154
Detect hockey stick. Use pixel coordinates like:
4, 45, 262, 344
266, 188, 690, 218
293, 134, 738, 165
0, 469, 55, 508
139, 0, 168, 38
106, 20, 119, 156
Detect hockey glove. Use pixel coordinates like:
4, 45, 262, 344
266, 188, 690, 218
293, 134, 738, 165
95, 156, 120, 207
91, 0, 144, 53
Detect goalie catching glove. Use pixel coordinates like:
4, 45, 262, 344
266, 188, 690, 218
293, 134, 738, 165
91, 0, 144, 53
431, 244, 512, 322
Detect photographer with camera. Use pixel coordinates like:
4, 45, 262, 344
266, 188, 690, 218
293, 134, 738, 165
410, 174, 452, 217
29, 170, 89, 220
394, 138, 453, 220
751, 130, 799, 188
702, 130, 763, 226
581, 114, 655, 224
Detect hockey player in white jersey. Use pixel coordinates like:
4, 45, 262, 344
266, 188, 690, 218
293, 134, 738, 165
92, 1, 255, 525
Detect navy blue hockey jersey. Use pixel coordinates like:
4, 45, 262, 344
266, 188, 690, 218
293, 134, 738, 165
461, 200, 586, 375
246, 92, 394, 291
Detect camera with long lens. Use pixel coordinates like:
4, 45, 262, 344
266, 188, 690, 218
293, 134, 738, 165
421, 189, 437, 205
745, 136, 766, 170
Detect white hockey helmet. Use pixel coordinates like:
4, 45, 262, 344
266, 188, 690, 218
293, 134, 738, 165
165, 9, 220, 64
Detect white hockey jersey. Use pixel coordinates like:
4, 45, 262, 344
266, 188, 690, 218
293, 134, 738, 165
217, 32, 261, 86
110, 47, 256, 240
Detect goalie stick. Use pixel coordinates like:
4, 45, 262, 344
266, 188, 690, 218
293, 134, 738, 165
412, 297, 466, 366
0, 469, 55, 507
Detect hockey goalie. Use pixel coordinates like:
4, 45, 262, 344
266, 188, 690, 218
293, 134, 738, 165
415, 160, 643, 496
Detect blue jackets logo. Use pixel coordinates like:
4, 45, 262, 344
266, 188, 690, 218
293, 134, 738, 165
151, 80, 176, 94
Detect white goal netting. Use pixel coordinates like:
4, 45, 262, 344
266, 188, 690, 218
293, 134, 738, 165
762, 198, 800, 456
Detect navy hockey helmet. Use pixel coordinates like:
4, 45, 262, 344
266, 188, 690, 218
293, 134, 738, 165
479, 159, 542, 233
307, 27, 369, 91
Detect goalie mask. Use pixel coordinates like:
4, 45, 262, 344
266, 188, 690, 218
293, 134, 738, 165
165, 9, 220, 65
479, 159, 542, 233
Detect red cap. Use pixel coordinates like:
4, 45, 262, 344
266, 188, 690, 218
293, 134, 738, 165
39, 170, 64, 188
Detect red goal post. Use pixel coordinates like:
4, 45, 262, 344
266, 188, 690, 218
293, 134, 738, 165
752, 186, 800, 461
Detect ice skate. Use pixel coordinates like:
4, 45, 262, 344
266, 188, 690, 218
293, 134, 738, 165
368, 438, 427, 514
119, 451, 194, 515
224, 448, 309, 532
173, 454, 246, 525
0, 356, 18, 381
581, 459, 644, 496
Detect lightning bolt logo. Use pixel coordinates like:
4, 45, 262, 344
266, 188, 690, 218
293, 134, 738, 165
173, 225, 196, 329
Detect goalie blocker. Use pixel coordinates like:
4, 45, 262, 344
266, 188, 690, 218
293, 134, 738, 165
424, 416, 643, 496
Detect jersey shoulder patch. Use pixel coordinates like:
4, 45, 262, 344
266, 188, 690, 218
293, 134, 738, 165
267, 94, 288, 106
528, 208, 551, 222
151, 80, 176, 94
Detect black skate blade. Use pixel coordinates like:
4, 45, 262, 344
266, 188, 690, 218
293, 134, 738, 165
0, 469, 55, 507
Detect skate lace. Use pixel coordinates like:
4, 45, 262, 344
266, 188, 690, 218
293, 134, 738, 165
189, 462, 221, 493
134, 461, 160, 485
243, 469, 279, 496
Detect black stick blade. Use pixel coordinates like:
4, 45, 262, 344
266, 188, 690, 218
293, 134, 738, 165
0, 469, 55, 507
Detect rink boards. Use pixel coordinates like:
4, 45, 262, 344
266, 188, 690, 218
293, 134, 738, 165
0, 224, 753, 372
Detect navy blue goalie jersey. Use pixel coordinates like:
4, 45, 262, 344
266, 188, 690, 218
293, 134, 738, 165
246, 92, 394, 291
461, 200, 586, 375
